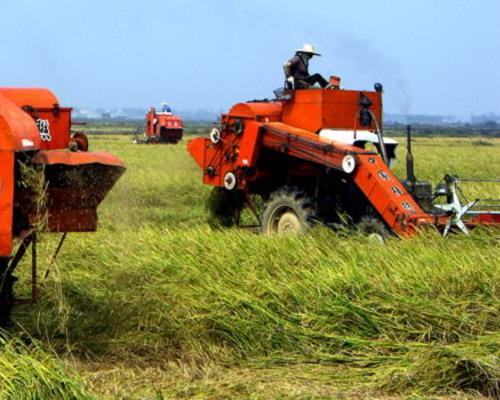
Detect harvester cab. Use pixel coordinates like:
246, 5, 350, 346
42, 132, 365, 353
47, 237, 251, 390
187, 78, 499, 238
0, 88, 126, 325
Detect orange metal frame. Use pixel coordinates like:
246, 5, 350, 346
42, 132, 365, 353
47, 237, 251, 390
0, 88, 125, 257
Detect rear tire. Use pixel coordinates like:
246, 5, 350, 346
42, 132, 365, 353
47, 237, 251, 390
261, 187, 316, 235
147, 135, 160, 144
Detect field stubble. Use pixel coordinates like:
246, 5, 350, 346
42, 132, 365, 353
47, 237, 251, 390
2, 134, 499, 399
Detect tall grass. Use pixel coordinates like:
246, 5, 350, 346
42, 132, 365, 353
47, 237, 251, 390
4, 134, 500, 399
0, 334, 91, 399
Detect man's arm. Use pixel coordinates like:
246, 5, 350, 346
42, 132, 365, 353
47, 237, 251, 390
283, 60, 293, 78
284, 56, 298, 88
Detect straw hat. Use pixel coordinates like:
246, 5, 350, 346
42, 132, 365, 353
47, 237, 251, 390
295, 44, 321, 56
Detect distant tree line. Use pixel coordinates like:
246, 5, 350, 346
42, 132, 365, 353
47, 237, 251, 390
385, 123, 500, 137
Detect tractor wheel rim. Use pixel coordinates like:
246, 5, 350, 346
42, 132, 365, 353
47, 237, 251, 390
367, 232, 385, 244
275, 210, 301, 233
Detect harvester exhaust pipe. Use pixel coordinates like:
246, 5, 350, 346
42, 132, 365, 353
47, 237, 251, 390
406, 125, 416, 187
367, 109, 389, 165
360, 90, 389, 166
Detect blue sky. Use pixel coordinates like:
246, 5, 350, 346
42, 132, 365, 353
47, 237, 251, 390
1, 0, 498, 118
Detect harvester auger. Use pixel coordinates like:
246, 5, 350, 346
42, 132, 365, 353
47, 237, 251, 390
0, 88, 125, 326
187, 80, 500, 238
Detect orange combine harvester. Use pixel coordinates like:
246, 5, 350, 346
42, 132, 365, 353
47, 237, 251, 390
188, 79, 500, 238
0, 88, 125, 325
135, 106, 183, 144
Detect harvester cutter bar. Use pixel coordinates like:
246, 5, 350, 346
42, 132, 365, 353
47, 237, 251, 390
458, 178, 500, 183
434, 175, 500, 235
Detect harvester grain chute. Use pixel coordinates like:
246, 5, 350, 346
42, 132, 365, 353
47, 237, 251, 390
0, 88, 126, 326
187, 78, 500, 238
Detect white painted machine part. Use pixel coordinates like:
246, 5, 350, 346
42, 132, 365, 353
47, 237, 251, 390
433, 178, 478, 237
319, 129, 399, 167
210, 128, 221, 144
342, 155, 356, 174
224, 172, 237, 190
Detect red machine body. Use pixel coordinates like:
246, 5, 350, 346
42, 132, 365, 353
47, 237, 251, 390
188, 86, 499, 238
0, 87, 125, 323
143, 107, 183, 144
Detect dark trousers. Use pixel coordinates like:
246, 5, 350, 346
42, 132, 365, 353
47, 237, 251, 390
296, 73, 329, 89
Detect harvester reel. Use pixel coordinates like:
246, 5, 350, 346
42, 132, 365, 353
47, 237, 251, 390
261, 187, 316, 235
434, 177, 478, 237
210, 128, 221, 144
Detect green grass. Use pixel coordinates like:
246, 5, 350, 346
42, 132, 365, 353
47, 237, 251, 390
2, 133, 499, 399
0, 334, 92, 399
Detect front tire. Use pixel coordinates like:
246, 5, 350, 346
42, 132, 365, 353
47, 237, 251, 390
261, 187, 316, 235
147, 135, 160, 144
356, 216, 391, 243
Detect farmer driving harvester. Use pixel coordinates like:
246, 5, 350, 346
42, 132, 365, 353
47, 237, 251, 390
284, 44, 332, 90
160, 101, 172, 114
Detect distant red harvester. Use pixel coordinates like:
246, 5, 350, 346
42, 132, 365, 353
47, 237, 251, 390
0, 87, 126, 325
138, 107, 183, 144
187, 78, 500, 238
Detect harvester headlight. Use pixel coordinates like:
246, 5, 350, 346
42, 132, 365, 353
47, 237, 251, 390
342, 155, 356, 174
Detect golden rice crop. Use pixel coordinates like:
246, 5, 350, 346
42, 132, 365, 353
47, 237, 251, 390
2, 131, 499, 399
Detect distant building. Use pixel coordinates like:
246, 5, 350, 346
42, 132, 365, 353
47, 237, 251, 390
471, 112, 500, 125
72, 108, 101, 119
384, 113, 459, 125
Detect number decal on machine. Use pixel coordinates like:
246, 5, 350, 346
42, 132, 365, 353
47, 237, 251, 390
36, 119, 52, 141
391, 186, 404, 196
378, 171, 391, 181
402, 202, 414, 211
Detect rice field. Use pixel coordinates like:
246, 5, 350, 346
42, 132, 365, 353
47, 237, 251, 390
1, 131, 499, 399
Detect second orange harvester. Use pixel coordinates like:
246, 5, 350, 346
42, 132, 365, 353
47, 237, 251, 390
136, 106, 183, 144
